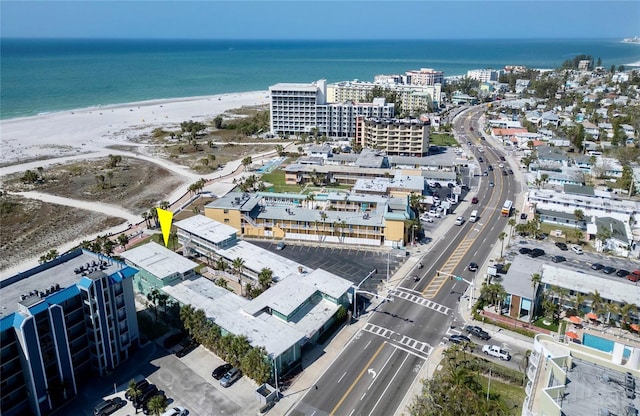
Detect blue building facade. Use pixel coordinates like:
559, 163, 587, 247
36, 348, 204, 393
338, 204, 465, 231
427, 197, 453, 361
0, 250, 139, 416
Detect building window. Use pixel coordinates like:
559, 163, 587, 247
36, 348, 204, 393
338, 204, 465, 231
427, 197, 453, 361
223, 209, 229, 214
224, 219, 229, 223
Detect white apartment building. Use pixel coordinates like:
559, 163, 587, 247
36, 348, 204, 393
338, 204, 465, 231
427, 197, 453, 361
355, 116, 430, 156
527, 188, 640, 225
326, 80, 441, 114
405, 68, 444, 86
466, 68, 502, 82
270, 80, 394, 137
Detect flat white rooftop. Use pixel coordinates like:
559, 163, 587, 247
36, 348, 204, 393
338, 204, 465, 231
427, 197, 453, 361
121, 242, 198, 279
175, 215, 239, 244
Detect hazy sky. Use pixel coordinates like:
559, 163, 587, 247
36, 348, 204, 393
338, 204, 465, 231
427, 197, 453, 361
2, 1, 639, 40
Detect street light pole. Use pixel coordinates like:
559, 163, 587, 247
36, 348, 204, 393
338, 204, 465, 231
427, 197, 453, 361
386, 251, 390, 283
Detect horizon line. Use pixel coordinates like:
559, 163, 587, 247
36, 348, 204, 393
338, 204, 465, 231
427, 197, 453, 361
0, 36, 628, 41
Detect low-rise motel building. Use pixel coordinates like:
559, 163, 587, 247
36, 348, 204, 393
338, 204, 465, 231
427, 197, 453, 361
122, 219, 353, 376
0, 250, 139, 416
203, 190, 415, 247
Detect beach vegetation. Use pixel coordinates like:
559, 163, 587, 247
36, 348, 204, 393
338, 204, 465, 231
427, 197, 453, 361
21, 169, 40, 183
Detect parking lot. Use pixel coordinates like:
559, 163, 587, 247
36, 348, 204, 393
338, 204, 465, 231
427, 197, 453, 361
65, 339, 262, 416
250, 240, 406, 294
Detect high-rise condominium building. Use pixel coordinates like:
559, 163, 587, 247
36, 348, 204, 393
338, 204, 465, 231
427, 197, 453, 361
356, 116, 431, 156
0, 250, 139, 416
269, 80, 394, 137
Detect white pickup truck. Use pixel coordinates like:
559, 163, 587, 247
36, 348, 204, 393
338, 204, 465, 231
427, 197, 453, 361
482, 344, 511, 361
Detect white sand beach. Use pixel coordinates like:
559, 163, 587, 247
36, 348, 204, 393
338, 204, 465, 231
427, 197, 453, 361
0, 91, 270, 167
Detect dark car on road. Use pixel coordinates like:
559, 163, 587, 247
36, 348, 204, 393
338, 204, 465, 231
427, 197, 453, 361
212, 363, 233, 380
602, 266, 616, 274
551, 255, 566, 263
500, 156, 506, 161
616, 269, 629, 278
519, 247, 531, 255
529, 248, 545, 258
449, 334, 472, 345
591, 263, 605, 271
508, 169, 514, 174
468, 262, 478, 272
478, 157, 484, 162
555, 242, 568, 251
520, 213, 527, 220
465, 325, 490, 340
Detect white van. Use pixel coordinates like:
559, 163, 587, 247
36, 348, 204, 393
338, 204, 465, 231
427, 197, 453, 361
469, 210, 478, 223
571, 245, 583, 255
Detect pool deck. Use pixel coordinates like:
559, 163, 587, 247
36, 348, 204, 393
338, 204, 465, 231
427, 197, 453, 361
565, 318, 640, 350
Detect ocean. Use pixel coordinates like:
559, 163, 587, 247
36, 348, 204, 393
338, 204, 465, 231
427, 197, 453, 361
2, 38, 640, 120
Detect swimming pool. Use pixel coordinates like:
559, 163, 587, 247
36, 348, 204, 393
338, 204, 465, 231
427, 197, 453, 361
583, 333, 631, 358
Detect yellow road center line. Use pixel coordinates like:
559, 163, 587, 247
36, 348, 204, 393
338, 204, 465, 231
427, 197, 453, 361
330, 342, 386, 416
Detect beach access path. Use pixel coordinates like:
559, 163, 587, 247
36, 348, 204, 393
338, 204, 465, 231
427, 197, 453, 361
0, 91, 281, 278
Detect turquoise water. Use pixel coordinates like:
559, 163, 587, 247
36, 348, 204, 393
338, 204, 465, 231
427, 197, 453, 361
2, 38, 640, 119
582, 333, 631, 358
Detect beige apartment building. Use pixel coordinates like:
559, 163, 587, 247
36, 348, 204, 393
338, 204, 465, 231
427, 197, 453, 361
355, 116, 430, 156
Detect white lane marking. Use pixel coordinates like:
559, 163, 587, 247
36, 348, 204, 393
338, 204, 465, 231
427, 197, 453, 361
360, 392, 367, 401
347, 409, 355, 416
367, 354, 411, 416
368, 348, 396, 390
338, 371, 347, 384
363, 340, 372, 350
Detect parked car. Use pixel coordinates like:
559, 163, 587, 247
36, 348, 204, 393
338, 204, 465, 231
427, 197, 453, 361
163, 332, 186, 349
465, 325, 490, 340
591, 263, 605, 271
429, 211, 442, 218
489, 181, 494, 187
482, 344, 511, 361
422, 216, 434, 223
471, 197, 479, 204
276, 241, 286, 250
212, 363, 233, 380
500, 156, 506, 161
551, 255, 566, 263
175, 339, 198, 358
94, 398, 127, 416
498, 163, 504, 168
161, 407, 188, 416
488, 165, 494, 171
220, 367, 242, 388
449, 334, 472, 345
520, 213, 527, 220
468, 262, 478, 272
529, 248, 545, 258
628, 270, 640, 282
555, 242, 568, 251
448, 183, 455, 189
508, 169, 514, 174
478, 157, 484, 162
518, 247, 531, 255
602, 266, 616, 275
571, 245, 583, 255
616, 269, 629, 278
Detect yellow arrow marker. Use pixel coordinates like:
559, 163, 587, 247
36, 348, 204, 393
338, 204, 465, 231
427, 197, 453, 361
156, 208, 173, 248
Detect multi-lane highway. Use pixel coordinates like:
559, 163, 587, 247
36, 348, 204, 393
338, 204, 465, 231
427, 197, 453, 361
288, 104, 522, 416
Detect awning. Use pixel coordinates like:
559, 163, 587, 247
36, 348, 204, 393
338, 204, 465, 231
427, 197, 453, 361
586, 312, 598, 320
631, 324, 640, 332
568, 316, 581, 324
565, 331, 579, 339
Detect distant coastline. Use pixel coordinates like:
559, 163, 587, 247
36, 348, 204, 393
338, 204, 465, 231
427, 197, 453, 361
3, 38, 640, 119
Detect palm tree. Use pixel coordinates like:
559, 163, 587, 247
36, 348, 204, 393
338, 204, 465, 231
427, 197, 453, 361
126, 380, 141, 413
117, 233, 129, 249
215, 257, 227, 272
589, 290, 605, 318
306, 193, 316, 209
231, 257, 245, 287
141, 211, 150, 227
192, 205, 201, 215
169, 230, 178, 251
497, 231, 507, 258
146, 394, 168, 416
573, 208, 584, 229
159, 200, 170, 210
619, 303, 638, 325
320, 212, 328, 232
572, 292, 586, 315
530, 273, 542, 322
507, 218, 516, 238
258, 268, 273, 291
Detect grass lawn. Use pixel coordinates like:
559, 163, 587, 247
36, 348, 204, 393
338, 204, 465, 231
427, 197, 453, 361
478, 374, 525, 415
430, 133, 459, 147
137, 311, 169, 340
259, 169, 307, 193
533, 316, 559, 333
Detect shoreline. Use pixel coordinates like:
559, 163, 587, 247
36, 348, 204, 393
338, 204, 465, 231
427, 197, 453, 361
0, 90, 270, 167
